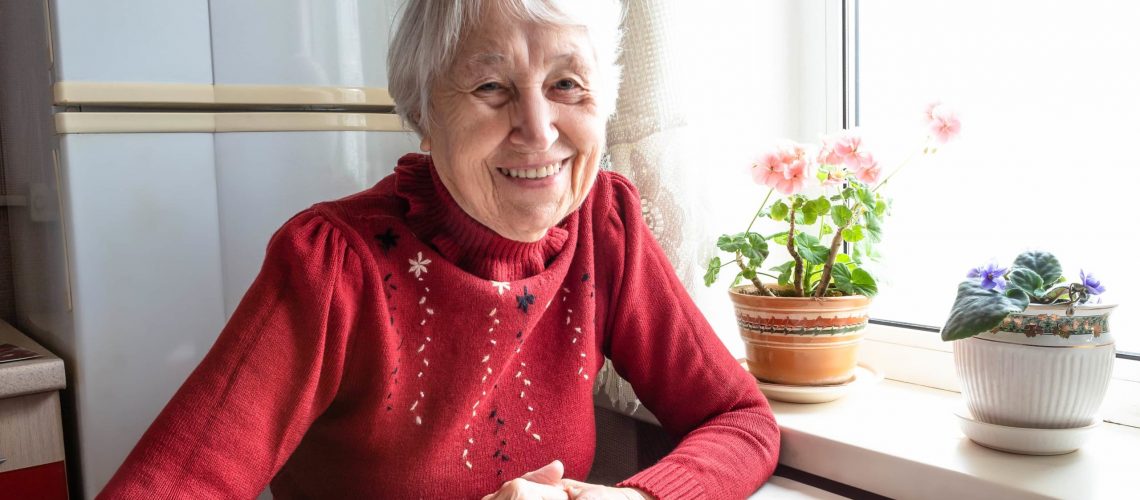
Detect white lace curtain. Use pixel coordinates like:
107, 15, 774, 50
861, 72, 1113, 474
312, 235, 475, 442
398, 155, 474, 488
594, 0, 826, 412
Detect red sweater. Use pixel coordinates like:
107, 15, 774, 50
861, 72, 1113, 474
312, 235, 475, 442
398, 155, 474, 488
100, 154, 779, 499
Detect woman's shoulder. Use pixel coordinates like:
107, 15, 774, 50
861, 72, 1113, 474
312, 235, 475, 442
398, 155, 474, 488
588, 169, 645, 231
261, 176, 408, 270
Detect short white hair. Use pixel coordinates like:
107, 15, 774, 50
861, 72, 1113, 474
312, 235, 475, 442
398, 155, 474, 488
388, 0, 624, 137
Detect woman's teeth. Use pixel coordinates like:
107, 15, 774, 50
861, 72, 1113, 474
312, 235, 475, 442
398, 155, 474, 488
498, 163, 562, 179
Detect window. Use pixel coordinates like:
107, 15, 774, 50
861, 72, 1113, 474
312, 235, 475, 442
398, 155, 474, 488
854, 0, 1140, 354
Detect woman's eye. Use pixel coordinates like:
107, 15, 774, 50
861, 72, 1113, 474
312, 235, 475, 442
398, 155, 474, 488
475, 82, 503, 92
553, 79, 580, 91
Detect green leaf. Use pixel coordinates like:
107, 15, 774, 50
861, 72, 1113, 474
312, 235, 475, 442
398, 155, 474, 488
812, 196, 831, 215
771, 232, 789, 245
731, 272, 744, 287
835, 253, 852, 264
850, 267, 878, 296
770, 200, 789, 221
821, 223, 835, 235
831, 205, 852, 227
742, 267, 757, 280
857, 186, 876, 207
794, 233, 831, 266
941, 280, 1030, 341
841, 225, 865, 243
1039, 285, 1070, 304
771, 261, 794, 285
740, 232, 770, 262
1007, 267, 1045, 298
874, 199, 889, 217
704, 256, 722, 287
863, 210, 884, 243
798, 210, 819, 226
1013, 251, 1063, 288
830, 262, 854, 294
716, 235, 737, 253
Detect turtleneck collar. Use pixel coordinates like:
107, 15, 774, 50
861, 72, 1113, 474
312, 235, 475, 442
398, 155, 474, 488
392, 153, 574, 282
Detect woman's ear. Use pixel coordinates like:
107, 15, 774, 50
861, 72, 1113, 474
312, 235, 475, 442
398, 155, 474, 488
420, 135, 431, 152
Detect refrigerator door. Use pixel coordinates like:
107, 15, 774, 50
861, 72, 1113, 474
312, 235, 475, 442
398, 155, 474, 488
214, 130, 419, 317
208, 0, 400, 89
58, 132, 227, 497
50, 0, 214, 84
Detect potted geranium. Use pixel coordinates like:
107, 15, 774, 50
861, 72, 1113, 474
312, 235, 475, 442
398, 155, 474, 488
705, 103, 961, 386
940, 251, 1115, 431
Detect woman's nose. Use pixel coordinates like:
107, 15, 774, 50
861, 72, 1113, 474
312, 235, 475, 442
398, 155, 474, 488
509, 87, 558, 152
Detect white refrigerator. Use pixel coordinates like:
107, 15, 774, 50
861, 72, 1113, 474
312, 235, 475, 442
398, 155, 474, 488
0, 1, 416, 497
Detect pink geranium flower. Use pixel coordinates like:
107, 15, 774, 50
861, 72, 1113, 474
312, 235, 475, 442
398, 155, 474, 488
753, 142, 815, 195
833, 134, 862, 160
852, 153, 882, 183
926, 103, 961, 144
751, 151, 786, 188
776, 155, 813, 195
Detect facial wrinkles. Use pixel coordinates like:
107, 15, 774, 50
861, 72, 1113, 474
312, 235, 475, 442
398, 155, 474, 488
426, 16, 604, 241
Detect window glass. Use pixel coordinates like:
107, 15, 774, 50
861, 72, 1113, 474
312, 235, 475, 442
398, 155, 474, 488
856, 0, 1140, 352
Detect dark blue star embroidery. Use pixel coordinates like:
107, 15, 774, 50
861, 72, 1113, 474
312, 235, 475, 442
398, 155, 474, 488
374, 228, 399, 254
516, 286, 535, 314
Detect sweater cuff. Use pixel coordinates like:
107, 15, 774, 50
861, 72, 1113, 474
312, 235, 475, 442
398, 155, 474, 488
616, 462, 705, 500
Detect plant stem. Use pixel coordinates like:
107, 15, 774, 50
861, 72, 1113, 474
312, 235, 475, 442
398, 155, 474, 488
786, 205, 805, 296
745, 188, 775, 234
814, 221, 848, 297
872, 142, 927, 193
814, 205, 864, 297
736, 252, 773, 296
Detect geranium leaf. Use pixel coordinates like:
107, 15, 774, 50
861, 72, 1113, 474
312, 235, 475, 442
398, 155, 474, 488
841, 225, 865, 243
832, 205, 852, 227
770, 200, 789, 221
704, 256, 721, 287
770, 261, 794, 285
830, 262, 854, 294
850, 267, 878, 296
941, 280, 1030, 341
740, 232, 770, 262
813, 196, 831, 215
794, 233, 830, 265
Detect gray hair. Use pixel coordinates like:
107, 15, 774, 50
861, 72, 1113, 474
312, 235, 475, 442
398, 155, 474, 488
388, 0, 624, 137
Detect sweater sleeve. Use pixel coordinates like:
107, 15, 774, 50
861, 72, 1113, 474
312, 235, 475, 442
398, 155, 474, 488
598, 174, 781, 499
99, 209, 366, 499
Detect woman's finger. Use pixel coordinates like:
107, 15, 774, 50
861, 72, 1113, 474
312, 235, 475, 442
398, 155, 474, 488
520, 459, 565, 485
482, 477, 570, 500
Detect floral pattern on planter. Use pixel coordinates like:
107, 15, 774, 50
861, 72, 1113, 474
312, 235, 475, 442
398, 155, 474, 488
993, 312, 1110, 339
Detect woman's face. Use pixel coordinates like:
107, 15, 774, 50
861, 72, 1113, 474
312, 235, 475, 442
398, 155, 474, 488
422, 10, 607, 242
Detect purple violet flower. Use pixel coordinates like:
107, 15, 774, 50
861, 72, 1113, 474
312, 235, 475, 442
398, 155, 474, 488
1080, 269, 1106, 295
968, 262, 1008, 291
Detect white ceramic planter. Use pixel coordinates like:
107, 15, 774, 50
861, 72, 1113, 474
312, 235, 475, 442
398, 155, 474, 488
953, 303, 1116, 429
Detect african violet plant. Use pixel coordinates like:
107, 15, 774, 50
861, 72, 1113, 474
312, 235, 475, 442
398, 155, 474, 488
703, 102, 961, 298
940, 250, 1106, 341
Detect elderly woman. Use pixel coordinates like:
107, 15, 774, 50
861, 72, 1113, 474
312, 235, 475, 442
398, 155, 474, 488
101, 1, 778, 498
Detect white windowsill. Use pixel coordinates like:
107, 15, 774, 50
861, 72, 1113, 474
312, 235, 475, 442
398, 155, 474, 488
610, 377, 1139, 499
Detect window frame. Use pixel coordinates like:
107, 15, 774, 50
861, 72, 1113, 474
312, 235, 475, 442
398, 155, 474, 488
834, 0, 1140, 427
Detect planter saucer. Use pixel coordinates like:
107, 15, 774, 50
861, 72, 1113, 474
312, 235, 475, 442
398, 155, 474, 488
738, 360, 883, 404
954, 407, 1100, 455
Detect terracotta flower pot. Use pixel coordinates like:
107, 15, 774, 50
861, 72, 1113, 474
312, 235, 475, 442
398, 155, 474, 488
729, 285, 871, 386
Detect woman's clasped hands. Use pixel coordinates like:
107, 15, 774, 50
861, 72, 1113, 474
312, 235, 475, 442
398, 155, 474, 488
481, 461, 652, 500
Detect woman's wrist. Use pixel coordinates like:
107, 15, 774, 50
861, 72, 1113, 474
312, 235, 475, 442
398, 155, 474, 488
623, 487, 654, 500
